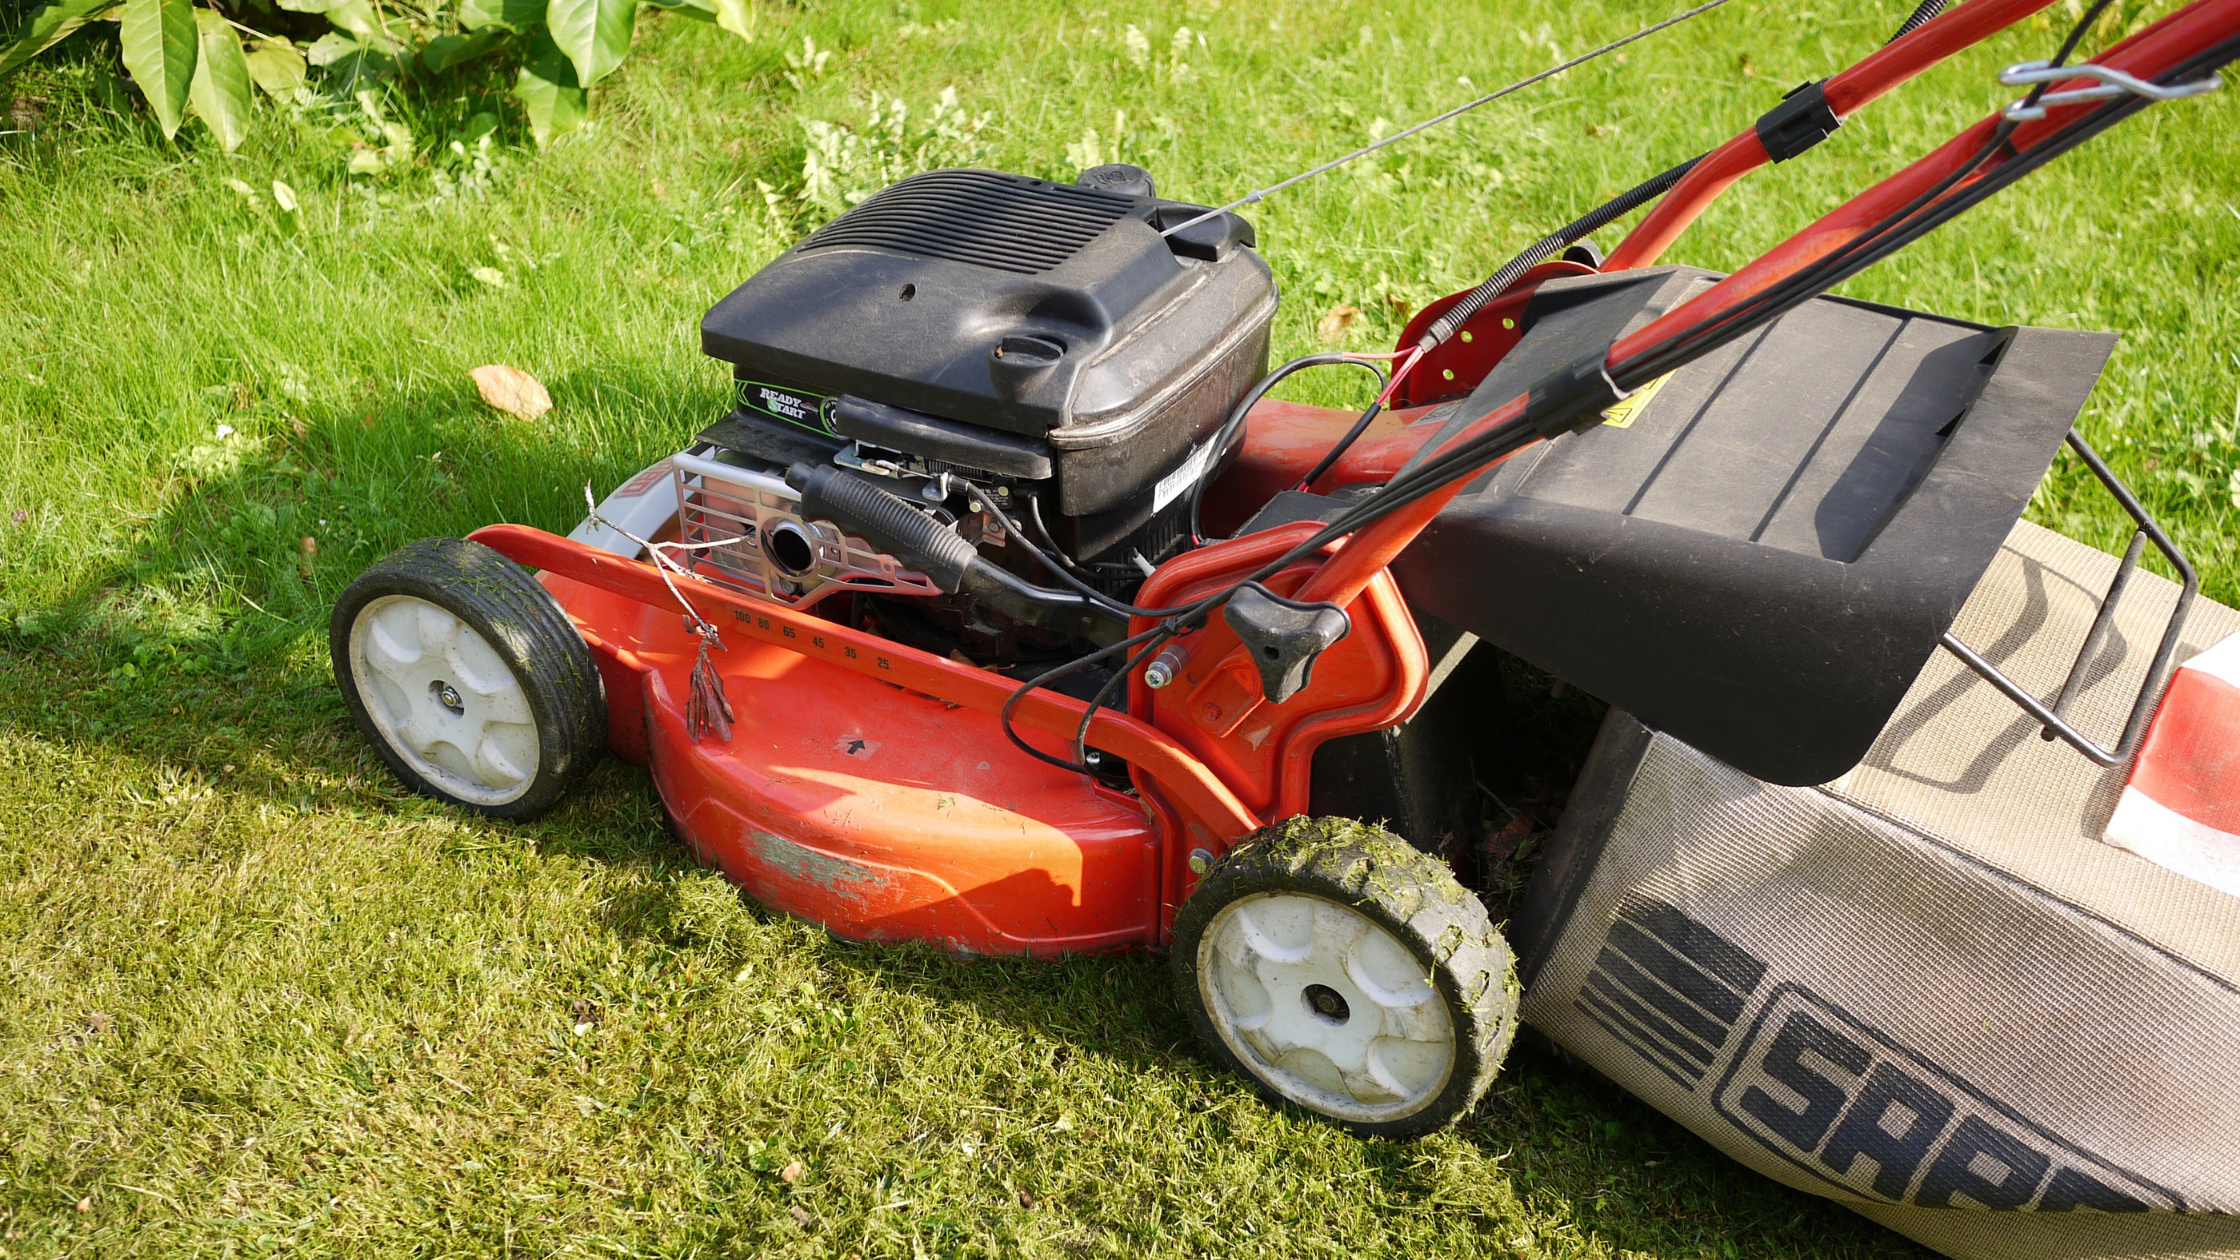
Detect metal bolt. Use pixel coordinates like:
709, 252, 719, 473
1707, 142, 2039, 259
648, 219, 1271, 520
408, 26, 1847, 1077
1144, 644, 1188, 689
1187, 848, 1215, 875
431, 680, 464, 715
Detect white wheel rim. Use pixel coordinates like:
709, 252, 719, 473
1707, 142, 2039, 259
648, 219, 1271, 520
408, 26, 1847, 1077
349, 595, 541, 807
1198, 892, 1456, 1124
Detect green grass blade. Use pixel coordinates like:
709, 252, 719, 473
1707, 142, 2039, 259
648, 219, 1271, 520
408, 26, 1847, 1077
186, 8, 253, 153
0, 0, 118, 80
118, 0, 197, 139
544, 0, 634, 86
241, 39, 304, 97
512, 27, 587, 148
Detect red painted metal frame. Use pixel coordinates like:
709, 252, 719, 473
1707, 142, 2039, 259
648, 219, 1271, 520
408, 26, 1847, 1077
1385, 260, 1597, 409
1605, 0, 2072, 271
1342, 0, 2238, 610
463, 0, 2230, 955
472, 524, 1259, 842
1610, 0, 2240, 366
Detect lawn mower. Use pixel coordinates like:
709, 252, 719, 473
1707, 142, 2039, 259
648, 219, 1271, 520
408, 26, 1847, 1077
332, 0, 2240, 1251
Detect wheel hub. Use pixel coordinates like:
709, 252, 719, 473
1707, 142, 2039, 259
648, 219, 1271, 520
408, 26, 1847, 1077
1302, 983, 1351, 1025
1198, 892, 1456, 1122
349, 595, 541, 806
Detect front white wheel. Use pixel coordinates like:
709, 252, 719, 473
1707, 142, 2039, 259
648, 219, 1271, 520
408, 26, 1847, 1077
1199, 892, 1459, 1123
350, 595, 542, 806
1173, 817, 1519, 1138
332, 537, 607, 819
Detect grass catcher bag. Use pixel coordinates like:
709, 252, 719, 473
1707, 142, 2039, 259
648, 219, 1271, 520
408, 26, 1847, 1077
1513, 519, 2240, 1260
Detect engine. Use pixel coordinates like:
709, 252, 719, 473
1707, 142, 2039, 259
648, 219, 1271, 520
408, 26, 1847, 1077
672, 164, 1276, 668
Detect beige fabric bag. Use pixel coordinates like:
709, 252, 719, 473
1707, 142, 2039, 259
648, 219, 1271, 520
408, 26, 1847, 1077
1516, 520, 2240, 1259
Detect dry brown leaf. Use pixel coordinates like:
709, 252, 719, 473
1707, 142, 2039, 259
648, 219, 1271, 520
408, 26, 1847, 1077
779, 1159, 804, 1183
1316, 303, 1362, 343
787, 1204, 814, 1230
469, 365, 553, 422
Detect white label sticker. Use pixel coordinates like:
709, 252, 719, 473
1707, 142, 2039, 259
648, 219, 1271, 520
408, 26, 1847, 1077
1153, 435, 1217, 513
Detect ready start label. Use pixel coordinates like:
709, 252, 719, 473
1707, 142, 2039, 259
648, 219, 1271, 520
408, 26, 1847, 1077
740, 381, 837, 435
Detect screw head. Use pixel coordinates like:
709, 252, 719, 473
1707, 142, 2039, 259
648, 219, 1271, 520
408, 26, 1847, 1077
1144, 661, 1174, 689
431, 680, 464, 715
1187, 847, 1214, 875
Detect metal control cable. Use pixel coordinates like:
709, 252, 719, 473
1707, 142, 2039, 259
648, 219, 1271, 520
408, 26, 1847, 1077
1158, 0, 1738, 239
997, 0, 2237, 776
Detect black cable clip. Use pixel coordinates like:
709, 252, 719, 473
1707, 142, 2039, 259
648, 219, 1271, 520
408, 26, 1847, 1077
1522, 357, 1629, 440
1756, 79, 1843, 163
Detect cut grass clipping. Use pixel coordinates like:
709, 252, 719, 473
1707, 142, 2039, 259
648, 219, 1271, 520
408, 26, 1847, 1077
1, 0, 2233, 1254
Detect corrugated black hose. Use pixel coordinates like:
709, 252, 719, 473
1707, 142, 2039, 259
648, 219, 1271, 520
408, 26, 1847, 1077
1416, 155, 1704, 349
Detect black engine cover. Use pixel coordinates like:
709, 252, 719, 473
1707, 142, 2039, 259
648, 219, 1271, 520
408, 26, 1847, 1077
700, 169, 1277, 528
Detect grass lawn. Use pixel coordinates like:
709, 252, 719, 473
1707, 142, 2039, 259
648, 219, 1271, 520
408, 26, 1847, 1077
0, 0, 2233, 1253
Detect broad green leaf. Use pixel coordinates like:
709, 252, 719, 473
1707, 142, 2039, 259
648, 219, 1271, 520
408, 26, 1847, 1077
512, 28, 586, 149
456, 0, 541, 31
242, 40, 305, 97
272, 0, 334, 12
119, 0, 197, 140
0, 0, 119, 81
186, 8, 252, 152
643, 0, 716, 24
421, 29, 498, 73
712, 0, 753, 41
304, 32, 358, 66
321, 0, 378, 38
544, 0, 633, 87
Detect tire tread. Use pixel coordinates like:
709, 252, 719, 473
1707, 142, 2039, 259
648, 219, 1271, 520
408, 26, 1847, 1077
330, 537, 606, 819
1172, 816, 1520, 1139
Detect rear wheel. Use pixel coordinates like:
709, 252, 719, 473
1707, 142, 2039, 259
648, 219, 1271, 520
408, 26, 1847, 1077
331, 537, 606, 819
1172, 816, 1519, 1138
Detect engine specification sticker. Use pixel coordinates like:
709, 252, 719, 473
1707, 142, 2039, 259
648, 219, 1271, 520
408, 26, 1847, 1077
739, 380, 838, 435
1153, 435, 1218, 513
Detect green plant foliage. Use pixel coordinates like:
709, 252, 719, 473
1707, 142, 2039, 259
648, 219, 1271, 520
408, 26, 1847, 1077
185, 6, 250, 151
117, 0, 196, 138
0, 0, 114, 79
545, 0, 635, 86
241, 36, 306, 97
0, 0, 753, 153
512, 25, 587, 149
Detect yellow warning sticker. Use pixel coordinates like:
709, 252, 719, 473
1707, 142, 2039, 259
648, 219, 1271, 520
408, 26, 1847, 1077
1600, 371, 1673, 429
